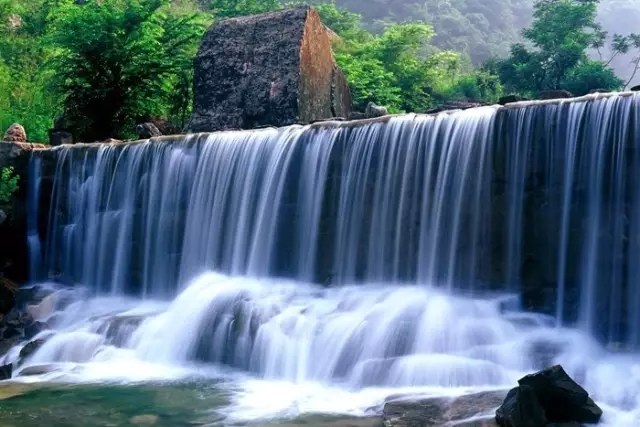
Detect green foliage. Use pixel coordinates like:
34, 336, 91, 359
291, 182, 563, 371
330, 0, 532, 65
318, 2, 500, 112
47, 0, 209, 141
210, 0, 281, 18
0, 0, 58, 142
488, 0, 624, 96
0, 166, 19, 207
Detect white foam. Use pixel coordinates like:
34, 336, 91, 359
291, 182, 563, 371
7, 273, 640, 427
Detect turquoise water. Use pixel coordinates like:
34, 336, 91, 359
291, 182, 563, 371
0, 381, 382, 427
0, 381, 228, 427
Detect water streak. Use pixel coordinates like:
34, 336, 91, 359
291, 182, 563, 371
15, 92, 640, 426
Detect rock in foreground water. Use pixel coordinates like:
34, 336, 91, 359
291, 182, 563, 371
496, 365, 603, 427
495, 385, 546, 427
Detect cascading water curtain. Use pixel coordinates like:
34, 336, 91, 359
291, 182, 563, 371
37, 93, 640, 347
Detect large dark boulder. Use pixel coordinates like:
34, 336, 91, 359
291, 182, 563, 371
517, 365, 602, 424
496, 366, 603, 427
495, 385, 547, 427
185, 7, 352, 133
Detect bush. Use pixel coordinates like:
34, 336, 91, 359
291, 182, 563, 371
47, 0, 209, 141
0, 166, 19, 207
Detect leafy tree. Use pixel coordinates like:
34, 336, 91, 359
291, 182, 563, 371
593, 31, 640, 89
47, 0, 209, 141
318, 2, 501, 112
489, 0, 623, 96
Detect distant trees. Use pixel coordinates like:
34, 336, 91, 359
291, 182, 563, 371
317, 3, 502, 113
331, 0, 533, 65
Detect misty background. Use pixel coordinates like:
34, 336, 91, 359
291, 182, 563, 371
327, 0, 640, 88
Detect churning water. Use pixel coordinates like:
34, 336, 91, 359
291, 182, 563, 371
7, 92, 640, 425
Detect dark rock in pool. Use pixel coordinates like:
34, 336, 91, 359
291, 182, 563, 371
19, 338, 46, 363
495, 365, 603, 427
0, 363, 11, 380
518, 365, 602, 424
495, 385, 546, 427
24, 322, 43, 339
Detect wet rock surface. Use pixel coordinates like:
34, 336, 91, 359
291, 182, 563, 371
495, 365, 602, 427
18, 338, 46, 362
0, 285, 55, 362
495, 385, 546, 427
383, 390, 506, 427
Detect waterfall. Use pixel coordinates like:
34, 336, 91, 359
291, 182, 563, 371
13, 92, 640, 424
43, 110, 497, 296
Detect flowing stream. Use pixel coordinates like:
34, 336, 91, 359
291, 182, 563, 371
4, 93, 640, 426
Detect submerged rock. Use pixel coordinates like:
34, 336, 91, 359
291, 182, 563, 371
384, 390, 506, 427
18, 338, 46, 362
